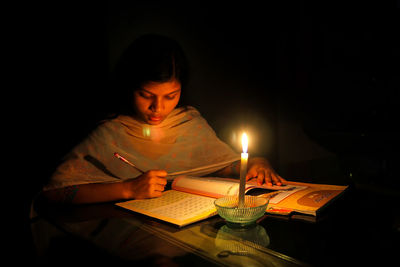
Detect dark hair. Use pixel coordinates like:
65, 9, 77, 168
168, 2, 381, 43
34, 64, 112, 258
111, 34, 189, 115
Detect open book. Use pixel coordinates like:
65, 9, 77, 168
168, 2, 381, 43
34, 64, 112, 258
116, 176, 348, 227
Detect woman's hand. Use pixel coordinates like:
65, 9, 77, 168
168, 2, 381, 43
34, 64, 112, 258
246, 157, 286, 186
124, 170, 168, 199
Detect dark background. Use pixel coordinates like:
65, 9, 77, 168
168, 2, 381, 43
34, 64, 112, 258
9, 0, 399, 263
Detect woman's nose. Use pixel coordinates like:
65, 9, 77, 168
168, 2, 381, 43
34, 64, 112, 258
150, 98, 163, 112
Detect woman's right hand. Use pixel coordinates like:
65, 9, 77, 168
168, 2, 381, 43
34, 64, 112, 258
124, 170, 168, 199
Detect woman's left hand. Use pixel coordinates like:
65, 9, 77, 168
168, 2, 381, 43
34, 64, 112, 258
246, 157, 286, 186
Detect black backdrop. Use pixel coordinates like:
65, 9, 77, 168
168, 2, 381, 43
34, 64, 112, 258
10, 1, 399, 263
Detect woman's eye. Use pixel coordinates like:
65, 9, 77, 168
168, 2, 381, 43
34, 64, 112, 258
139, 92, 152, 99
165, 94, 177, 100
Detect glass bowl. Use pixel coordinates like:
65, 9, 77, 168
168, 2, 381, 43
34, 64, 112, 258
214, 195, 269, 228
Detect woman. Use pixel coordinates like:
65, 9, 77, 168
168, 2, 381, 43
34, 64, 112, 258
43, 34, 285, 204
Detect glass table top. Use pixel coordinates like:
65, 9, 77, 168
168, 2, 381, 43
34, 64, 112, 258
31, 198, 308, 266
31, 187, 398, 266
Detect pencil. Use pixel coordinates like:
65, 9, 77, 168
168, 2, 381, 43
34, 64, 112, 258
114, 152, 144, 174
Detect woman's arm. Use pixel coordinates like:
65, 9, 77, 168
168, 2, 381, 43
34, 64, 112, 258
42, 170, 168, 204
211, 160, 241, 178
43, 182, 128, 204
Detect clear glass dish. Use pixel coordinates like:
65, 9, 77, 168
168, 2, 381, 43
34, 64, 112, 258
214, 195, 269, 228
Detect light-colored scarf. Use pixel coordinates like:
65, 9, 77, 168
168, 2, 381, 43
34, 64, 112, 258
44, 106, 240, 190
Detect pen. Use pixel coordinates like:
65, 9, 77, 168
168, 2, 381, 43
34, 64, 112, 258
114, 152, 144, 174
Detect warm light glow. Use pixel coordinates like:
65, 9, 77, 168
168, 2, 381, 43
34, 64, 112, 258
242, 133, 248, 154
142, 126, 151, 137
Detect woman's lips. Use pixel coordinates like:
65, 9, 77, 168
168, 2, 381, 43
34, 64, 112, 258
149, 115, 162, 122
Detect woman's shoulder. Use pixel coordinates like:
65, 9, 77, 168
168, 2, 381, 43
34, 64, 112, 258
174, 106, 214, 129
175, 105, 202, 118
86, 117, 127, 139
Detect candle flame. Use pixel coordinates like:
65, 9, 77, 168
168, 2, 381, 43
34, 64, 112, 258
242, 133, 248, 153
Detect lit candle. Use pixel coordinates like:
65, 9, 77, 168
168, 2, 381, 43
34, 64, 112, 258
238, 133, 248, 208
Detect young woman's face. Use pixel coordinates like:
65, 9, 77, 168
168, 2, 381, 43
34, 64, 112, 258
133, 78, 181, 125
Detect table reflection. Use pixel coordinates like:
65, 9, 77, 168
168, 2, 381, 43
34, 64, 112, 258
215, 224, 272, 266
32, 197, 307, 266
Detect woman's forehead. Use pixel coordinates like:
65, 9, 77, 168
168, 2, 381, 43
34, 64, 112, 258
141, 79, 181, 95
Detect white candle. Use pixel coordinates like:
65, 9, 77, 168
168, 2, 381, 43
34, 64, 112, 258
238, 133, 248, 208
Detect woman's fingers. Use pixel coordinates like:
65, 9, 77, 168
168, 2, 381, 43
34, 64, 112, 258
271, 173, 282, 186
278, 175, 287, 184
131, 169, 168, 199
153, 183, 166, 192
147, 169, 168, 178
245, 169, 257, 181
256, 170, 265, 185
247, 169, 286, 186
256, 170, 273, 186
